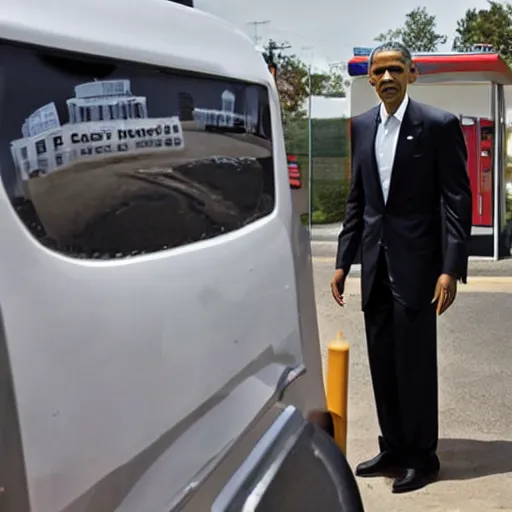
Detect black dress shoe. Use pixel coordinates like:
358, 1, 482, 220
392, 467, 439, 493
355, 452, 403, 477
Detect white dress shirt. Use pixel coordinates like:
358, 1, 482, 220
374, 94, 409, 203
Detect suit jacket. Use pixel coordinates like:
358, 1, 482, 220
336, 99, 472, 311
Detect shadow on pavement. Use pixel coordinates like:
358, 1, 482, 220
439, 438, 512, 480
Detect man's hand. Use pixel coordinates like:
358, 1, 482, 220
331, 269, 346, 307
432, 273, 457, 315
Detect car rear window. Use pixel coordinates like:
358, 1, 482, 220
0, 42, 275, 259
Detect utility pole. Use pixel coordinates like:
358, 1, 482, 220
266, 40, 291, 60
246, 20, 270, 46
307, 65, 313, 234
264, 40, 291, 78
273, 41, 292, 53
302, 47, 314, 235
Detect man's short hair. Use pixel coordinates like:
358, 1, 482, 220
368, 41, 413, 69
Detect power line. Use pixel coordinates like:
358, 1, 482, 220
271, 41, 292, 52
246, 20, 270, 46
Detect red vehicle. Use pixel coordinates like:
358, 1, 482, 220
288, 154, 302, 188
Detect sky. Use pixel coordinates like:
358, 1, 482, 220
195, 0, 492, 71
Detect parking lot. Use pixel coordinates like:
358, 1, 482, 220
313, 246, 512, 511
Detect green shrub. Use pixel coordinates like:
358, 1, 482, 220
312, 179, 349, 224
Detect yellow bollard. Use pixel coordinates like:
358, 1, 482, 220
326, 332, 349, 455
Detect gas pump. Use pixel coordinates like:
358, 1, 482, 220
460, 116, 494, 226
479, 119, 494, 226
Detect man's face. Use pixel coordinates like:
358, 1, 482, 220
368, 50, 417, 105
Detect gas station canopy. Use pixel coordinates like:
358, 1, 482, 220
348, 50, 512, 86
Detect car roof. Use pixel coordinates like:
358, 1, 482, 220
0, 0, 270, 85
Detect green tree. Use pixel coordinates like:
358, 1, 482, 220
310, 66, 347, 98
310, 72, 330, 95
452, 1, 512, 66
263, 40, 348, 118
264, 39, 308, 119
323, 63, 349, 98
375, 7, 447, 52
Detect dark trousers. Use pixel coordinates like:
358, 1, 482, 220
364, 252, 439, 469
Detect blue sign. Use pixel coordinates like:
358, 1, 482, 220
353, 47, 373, 57
348, 61, 368, 77
470, 43, 495, 53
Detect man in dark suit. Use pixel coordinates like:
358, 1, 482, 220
331, 41, 472, 493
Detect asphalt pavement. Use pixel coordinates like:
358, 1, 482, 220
313, 255, 512, 512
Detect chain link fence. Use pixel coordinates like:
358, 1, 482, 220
284, 117, 350, 225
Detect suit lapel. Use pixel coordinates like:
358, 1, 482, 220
387, 100, 424, 202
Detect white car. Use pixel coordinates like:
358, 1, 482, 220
0, 1, 364, 511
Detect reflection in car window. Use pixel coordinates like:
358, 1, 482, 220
0, 43, 274, 259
